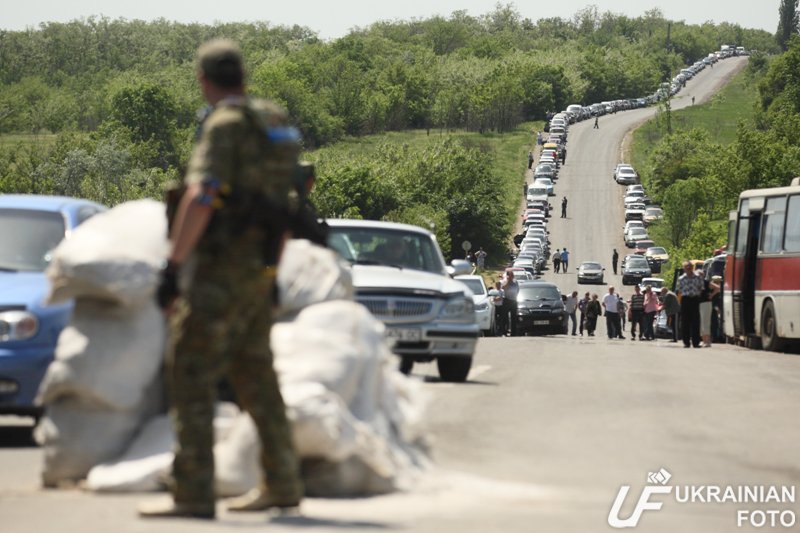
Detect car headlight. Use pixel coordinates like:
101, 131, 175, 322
475, 302, 489, 311
0, 310, 40, 342
439, 296, 474, 321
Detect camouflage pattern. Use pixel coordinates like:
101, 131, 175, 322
167, 97, 302, 507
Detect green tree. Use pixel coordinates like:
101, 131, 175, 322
777, 0, 799, 51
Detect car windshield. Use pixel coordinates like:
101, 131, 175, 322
459, 278, 485, 296
628, 204, 646, 210
529, 187, 548, 195
581, 262, 602, 270
630, 228, 647, 235
645, 208, 663, 215
519, 286, 561, 301
627, 258, 649, 268
0, 209, 66, 272
328, 226, 446, 273
648, 247, 667, 254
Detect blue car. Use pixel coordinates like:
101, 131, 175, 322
0, 195, 106, 419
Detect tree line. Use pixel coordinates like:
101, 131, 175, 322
0, 5, 782, 259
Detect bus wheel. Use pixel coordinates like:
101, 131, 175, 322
761, 301, 785, 352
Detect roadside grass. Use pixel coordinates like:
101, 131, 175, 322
0, 133, 58, 148
630, 67, 758, 172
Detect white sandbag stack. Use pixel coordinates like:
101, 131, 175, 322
85, 238, 430, 497
216, 239, 431, 497
35, 200, 169, 487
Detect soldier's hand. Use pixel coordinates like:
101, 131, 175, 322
157, 261, 180, 311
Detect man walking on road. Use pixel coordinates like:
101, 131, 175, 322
602, 286, 622, 339
678, 260, 704, 348
593, 115, 599, 129
578, 291, 590, 336
612, 249, 619, 275
552, 249, 561, 273
528, 150, 534, 169
565, 291, 579, 335
659, 287, 680, 342
502, 270, 520, 336
561, 196, 568, 218
560, 248, 570, 273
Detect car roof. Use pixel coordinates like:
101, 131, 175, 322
326, 218, 434, 236
519, 280, 560, 288
0, 194, 104, 212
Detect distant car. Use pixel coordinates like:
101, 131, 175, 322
577, 261, 605, 284
623, 192, 646, 206
644, 206, 664, 225
455, 275, 496, 337
515, 281, 568, 335
326, 219, 478, 382
625, 227, 649, 248
621, 256, 652, 285
639, 277, 665, 291
633, 240, 656, 256
533, 177, 554, 196
645, 246, 669, 266
625, 202, 647, 221
0, 194, 106, 419
614, 164, 638, 184
624, 220, 645, 236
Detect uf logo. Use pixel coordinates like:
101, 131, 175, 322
608, 485, 673, 528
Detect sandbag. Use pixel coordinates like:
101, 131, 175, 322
275, 239, 353, 317
36, 381, 163, 487
45, 200, 169, 309
36, 299, 165, 411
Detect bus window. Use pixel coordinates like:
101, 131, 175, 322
786, 195, 800, 252
760, 196, 786, 253
735, 217, 750, 255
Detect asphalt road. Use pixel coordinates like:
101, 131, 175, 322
4, 56, 799, 533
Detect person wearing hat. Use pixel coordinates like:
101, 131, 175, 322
139, 39, 303, 519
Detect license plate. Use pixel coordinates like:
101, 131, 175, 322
386, 328, 421, 342
533, 320, 550, 325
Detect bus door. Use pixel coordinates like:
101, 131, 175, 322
735, 199, 763, 337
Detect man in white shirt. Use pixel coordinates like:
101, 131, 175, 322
565, 290, 579, 335
602, 286, 623, 339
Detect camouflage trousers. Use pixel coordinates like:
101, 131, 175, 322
166, 256, 301, 507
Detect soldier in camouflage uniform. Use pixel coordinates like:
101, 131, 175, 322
139, 39, 303, 520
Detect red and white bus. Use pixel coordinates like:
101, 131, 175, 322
723, 177, 800, 351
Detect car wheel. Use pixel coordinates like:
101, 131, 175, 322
761, 300, 785, 352
399, 356, 414, 375
437, 357, 472, 383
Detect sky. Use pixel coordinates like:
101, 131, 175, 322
1, 0, 780, 39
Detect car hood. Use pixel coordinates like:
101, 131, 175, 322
350, 265, 470, 297
0, 272, 50, 308
579, 268, 603, 275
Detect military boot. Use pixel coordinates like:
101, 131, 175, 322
225, 484, 302, 513
137, 496, 215, 519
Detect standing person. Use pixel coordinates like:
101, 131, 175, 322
677, 260, 704, 348
488, 280, 505, 336
528, 150, 534, 169
565, 290, 579, 336
560, 146, 567, 165
560, 248, 570, 273
502, 270, 520, 336
536, 131, 543, 146
692, 96, 695, 105
139, 39, 303, 519
552, 249, 561, 273
699, 271, 721, 347
578, 291, 590, 336
602, 286, 622, 339
561, 196, 568, 218
658, 287, 680, 342
628, 285, 645, 340
475, 247, 487, 271
612, 249, 619, 275
642, 285, 659, 340
585, 294, 601, 336
617, 297, 628, 338
593, 115, 599, 129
